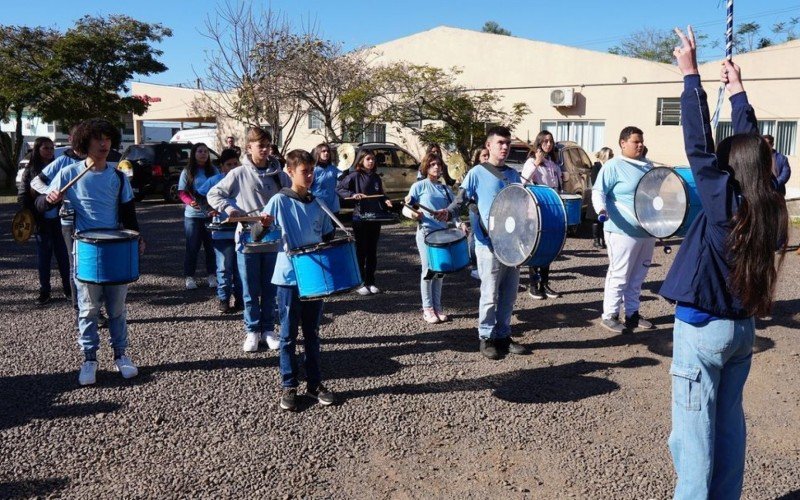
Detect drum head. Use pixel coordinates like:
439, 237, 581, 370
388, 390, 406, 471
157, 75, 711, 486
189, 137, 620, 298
76, 229, 140, 242
424, 228, 464, 247
488, 184, 541, 267
634, 167, 688, 239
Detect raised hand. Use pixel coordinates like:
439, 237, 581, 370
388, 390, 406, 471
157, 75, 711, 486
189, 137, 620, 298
720, 60, 745, 95
673, 26, 699, 76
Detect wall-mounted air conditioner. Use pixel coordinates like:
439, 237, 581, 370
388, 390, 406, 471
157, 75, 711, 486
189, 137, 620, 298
549, 88, 575, 107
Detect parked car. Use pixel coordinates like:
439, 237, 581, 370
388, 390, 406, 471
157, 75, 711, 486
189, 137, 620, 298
15, 146, 118, 190
119, 143, 219, 202
331, 142, 420, 202
555, 141, 594, 218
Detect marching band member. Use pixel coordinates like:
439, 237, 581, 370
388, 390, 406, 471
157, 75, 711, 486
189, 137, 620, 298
448, 126, 528, 360
207, 127, 290, 353
197, 148, 242, 313
178, 142, 219, 290
591, 126, 656, 334
310, 143, 341, 215
38, 119, 145, 386
264, 150, 336, 411
403, 153, 460, 324
663, 27, 789, 498
336, 151, 393, 295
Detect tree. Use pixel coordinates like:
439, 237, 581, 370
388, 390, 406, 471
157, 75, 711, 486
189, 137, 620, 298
0, 26, 59, 187
193, 1, 305, 153
482, 21, 512, 36
371, 64, 529, 167
38, 15, 172, 130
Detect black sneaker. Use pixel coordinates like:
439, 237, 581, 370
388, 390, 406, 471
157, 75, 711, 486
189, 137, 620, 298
307, 384, 335, 406
625, 312, 655, 330
37, 291, 51, 305
97, 311, 108, 329
232, 299, 244, 312
280, 388, 297, 411
527, 285, 546, 300
542, 284, 561, 299
218, 299, 231, 314
600, 315, 627, 334
498, 337, 528, 355
480, 339, 501, 360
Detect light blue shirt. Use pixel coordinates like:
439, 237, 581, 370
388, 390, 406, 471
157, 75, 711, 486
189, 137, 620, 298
264, 192, 334, 287
179, 167, 219, 218
198, 173, 234, 241
311, 164, 341, 213
461, 164, 521, 247
41, 154, 83, 225
406, 179, 454, 233
46, 161, 133, 232
592, 156, 652, 237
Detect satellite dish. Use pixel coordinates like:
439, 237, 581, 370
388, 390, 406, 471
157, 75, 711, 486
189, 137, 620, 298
337, 143, 356, 171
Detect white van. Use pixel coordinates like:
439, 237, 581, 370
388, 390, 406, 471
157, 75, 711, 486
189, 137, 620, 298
169, 128, 219, 150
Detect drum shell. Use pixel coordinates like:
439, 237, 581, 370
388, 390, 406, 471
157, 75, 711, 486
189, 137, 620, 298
240, 227, 282, 253
560, 194, 582, 226
524, 186, 567, 267
75, 229, 140, 285
424, 229, 469, 273
289, 239, 363, 299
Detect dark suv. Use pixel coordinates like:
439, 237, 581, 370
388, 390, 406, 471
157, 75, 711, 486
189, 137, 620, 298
120, 143, 219, 202
332, 142, 420, 202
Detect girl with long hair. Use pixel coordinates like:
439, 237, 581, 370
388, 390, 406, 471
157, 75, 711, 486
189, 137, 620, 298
662, 27, 788, 498
310, 143, 341, 214
521, 131, 562, 300
403, 153, 460, 323
336, 151, 393, 294
425, 143, 456, 186
18, 137, 70, 304
178, 142, 219, 290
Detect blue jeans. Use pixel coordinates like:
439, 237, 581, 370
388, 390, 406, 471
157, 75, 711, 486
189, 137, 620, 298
184, 217, 215, 277
237, 251, 277, 334
475, 244, 520, 339
277, 286, 324, 389
669, 316, 755, 499
416, 229, 443, 310
35, 218, 70, 294
76, 280, 128, 356
213, 239, 242, 303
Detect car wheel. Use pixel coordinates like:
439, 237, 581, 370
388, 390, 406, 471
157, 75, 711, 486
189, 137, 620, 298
164, 181, 180, 203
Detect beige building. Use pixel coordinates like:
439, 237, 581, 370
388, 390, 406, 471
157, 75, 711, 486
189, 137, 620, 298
132, 26, 800, 192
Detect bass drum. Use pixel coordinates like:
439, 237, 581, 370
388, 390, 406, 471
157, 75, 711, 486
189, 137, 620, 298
634, 166, 702, 239
487, 184, 567, 268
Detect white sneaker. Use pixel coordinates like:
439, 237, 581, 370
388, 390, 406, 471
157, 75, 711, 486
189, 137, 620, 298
470, 269, 480, 280
242, 332, 259, 352
423, 308, 440, 324
261, 329, 280, 350
114, 356, 139, 379
356, 286, 371, 296
185, 277, 198, 290
78, 360, 98, 386
368, 285, 381, 294
207, 275, 217, 288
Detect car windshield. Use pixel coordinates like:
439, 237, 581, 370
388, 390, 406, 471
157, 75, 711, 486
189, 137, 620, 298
123, 146, 156, 163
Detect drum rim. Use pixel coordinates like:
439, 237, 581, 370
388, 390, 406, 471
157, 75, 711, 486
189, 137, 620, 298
424, 228, 466, 247
634, 166, 689, 239
74, 228, 140, 242
287, 236, 353, 256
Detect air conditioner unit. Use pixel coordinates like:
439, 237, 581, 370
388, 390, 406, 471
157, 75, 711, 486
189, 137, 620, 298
549, 88, 575, 107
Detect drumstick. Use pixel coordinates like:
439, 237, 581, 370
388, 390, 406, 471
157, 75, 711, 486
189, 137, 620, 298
345, 194, 384, 200
58, 164, 93, 195
226, 216, 263, 223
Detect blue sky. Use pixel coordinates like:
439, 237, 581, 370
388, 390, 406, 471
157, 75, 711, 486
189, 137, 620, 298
4, 0, 800, 86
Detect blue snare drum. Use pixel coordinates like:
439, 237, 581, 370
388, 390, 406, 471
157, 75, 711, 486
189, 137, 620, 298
240, 222, 282, 253
488, 184, 567, 268
560, 194, 582, 226
634, 166, 702, 239
74, 229, 140, 284
424, 228, 469, 273
288, 237, 362, 299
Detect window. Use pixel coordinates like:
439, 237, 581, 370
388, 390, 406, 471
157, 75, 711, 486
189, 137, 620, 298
395, 149, 418, 169
308, 109, 324, 130
716, 120, 797, 156
541, 120, 605, 153
656, 98, 681, 126
368, 148, 393, 168
343, 123, 386, 143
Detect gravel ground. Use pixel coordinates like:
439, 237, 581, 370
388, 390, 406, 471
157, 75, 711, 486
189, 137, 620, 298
1, 199, 799, 499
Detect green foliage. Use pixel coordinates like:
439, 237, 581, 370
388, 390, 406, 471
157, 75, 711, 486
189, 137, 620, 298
609, 28, 709, 64
370, 64, 529, 166
482, 21, 512, 36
